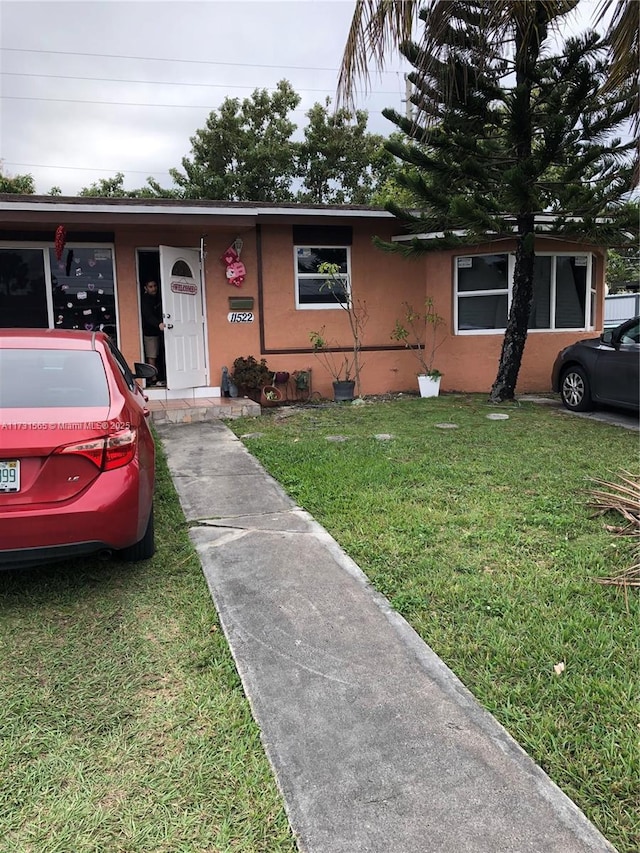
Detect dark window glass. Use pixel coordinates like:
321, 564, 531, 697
49, 248, 117, 343
555, 256, 586, 328
171, 260, 193, 277
0, 249, 48, 328
529, 256, 552, 329
457, 255, 508, 292
296, 247, 348, 275
296, 247, 349, 305
0, 349, 109, 407
458, 295, 508, 330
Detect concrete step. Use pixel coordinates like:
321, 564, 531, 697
147, 396, 261, 424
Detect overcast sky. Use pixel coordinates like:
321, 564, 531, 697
0, 0, 607, 196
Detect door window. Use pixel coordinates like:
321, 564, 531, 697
171, 259, 193, 277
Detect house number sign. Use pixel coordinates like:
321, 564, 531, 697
227, 311, 254, 323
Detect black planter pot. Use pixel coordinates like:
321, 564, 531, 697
332, 380, 355, 402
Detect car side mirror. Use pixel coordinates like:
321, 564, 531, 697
600, 330, 614, 346
134, 362, 158, 380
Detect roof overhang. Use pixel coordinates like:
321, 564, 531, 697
0, 195, 396, 229
390, 215, 611, 243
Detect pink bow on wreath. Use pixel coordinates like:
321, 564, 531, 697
220, 245, 246, 288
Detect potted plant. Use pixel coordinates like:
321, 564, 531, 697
391, 299, 445, 398
260, 384, 284, 407
309, 262, 368, 401
231, 355, 272, 401
309, 328, 357, 401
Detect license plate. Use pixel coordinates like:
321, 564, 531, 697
0, 460, 20, 492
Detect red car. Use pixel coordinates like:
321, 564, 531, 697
0, 329, 157, 570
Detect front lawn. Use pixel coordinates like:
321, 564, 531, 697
0, 450, 296, 853
228, 395, 639, 853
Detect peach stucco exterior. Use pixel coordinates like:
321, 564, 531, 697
0, 196, 606, 399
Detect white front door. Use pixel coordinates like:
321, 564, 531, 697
159, 246, 207, 390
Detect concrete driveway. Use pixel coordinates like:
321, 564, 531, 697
522, 396, 639, 431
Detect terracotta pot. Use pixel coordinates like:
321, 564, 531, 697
260, 385, 283, 407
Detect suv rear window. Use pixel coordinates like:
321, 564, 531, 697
0, 349, 110, 408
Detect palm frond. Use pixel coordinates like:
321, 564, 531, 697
588, 470, 640, 599
336, 0, 418, 109
337, 0, 580, 110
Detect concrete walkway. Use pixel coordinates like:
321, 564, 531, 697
156, 420, 617, 853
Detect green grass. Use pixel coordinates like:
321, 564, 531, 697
228, 395, 640, 853
0, 448, 297, 853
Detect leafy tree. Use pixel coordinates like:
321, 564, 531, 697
79, 172, 133, 197
339, 0, 637, 401
78, 172, 172, 198
605, 203, 640, 291
0, 167, 35, 194
296, 99, 392, 204
606, 248, 640, 293
170, 80, 300, 202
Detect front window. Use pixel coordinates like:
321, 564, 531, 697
50, 247, 117, 340
0, 248, 48, 327
455, 253, 595, 333
0, 244, 118, 342
295, 246, 350, 308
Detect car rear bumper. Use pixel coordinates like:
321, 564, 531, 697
0, 541, 113, 571
0, 465, 153, 553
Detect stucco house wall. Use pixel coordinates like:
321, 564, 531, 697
0, 196, 606, 399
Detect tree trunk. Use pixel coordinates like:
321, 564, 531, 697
489, 10, 544, 403
489, 222, 535, 402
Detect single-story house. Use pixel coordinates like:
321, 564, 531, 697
0, 194, 606, 399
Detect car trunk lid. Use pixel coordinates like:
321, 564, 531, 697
0, 406, 135, 507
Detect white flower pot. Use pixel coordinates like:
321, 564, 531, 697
417, 374, 441, 398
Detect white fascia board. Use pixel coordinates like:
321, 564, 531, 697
255, 207, 394, 219
0, 201, 256, 216
390, 214, 613, 242
0, 199, 395, 219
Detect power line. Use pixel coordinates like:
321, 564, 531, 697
1, 71, 400, 98
2, 162, 174, 176
0, 45, 404, 77
1, 94, 388, 115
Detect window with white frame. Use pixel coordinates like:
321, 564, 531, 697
455, 253, 596, 333
294, 246, 350, 308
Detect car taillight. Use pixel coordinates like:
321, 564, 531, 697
55, 428, 137, 471
104, 428, 137, 470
